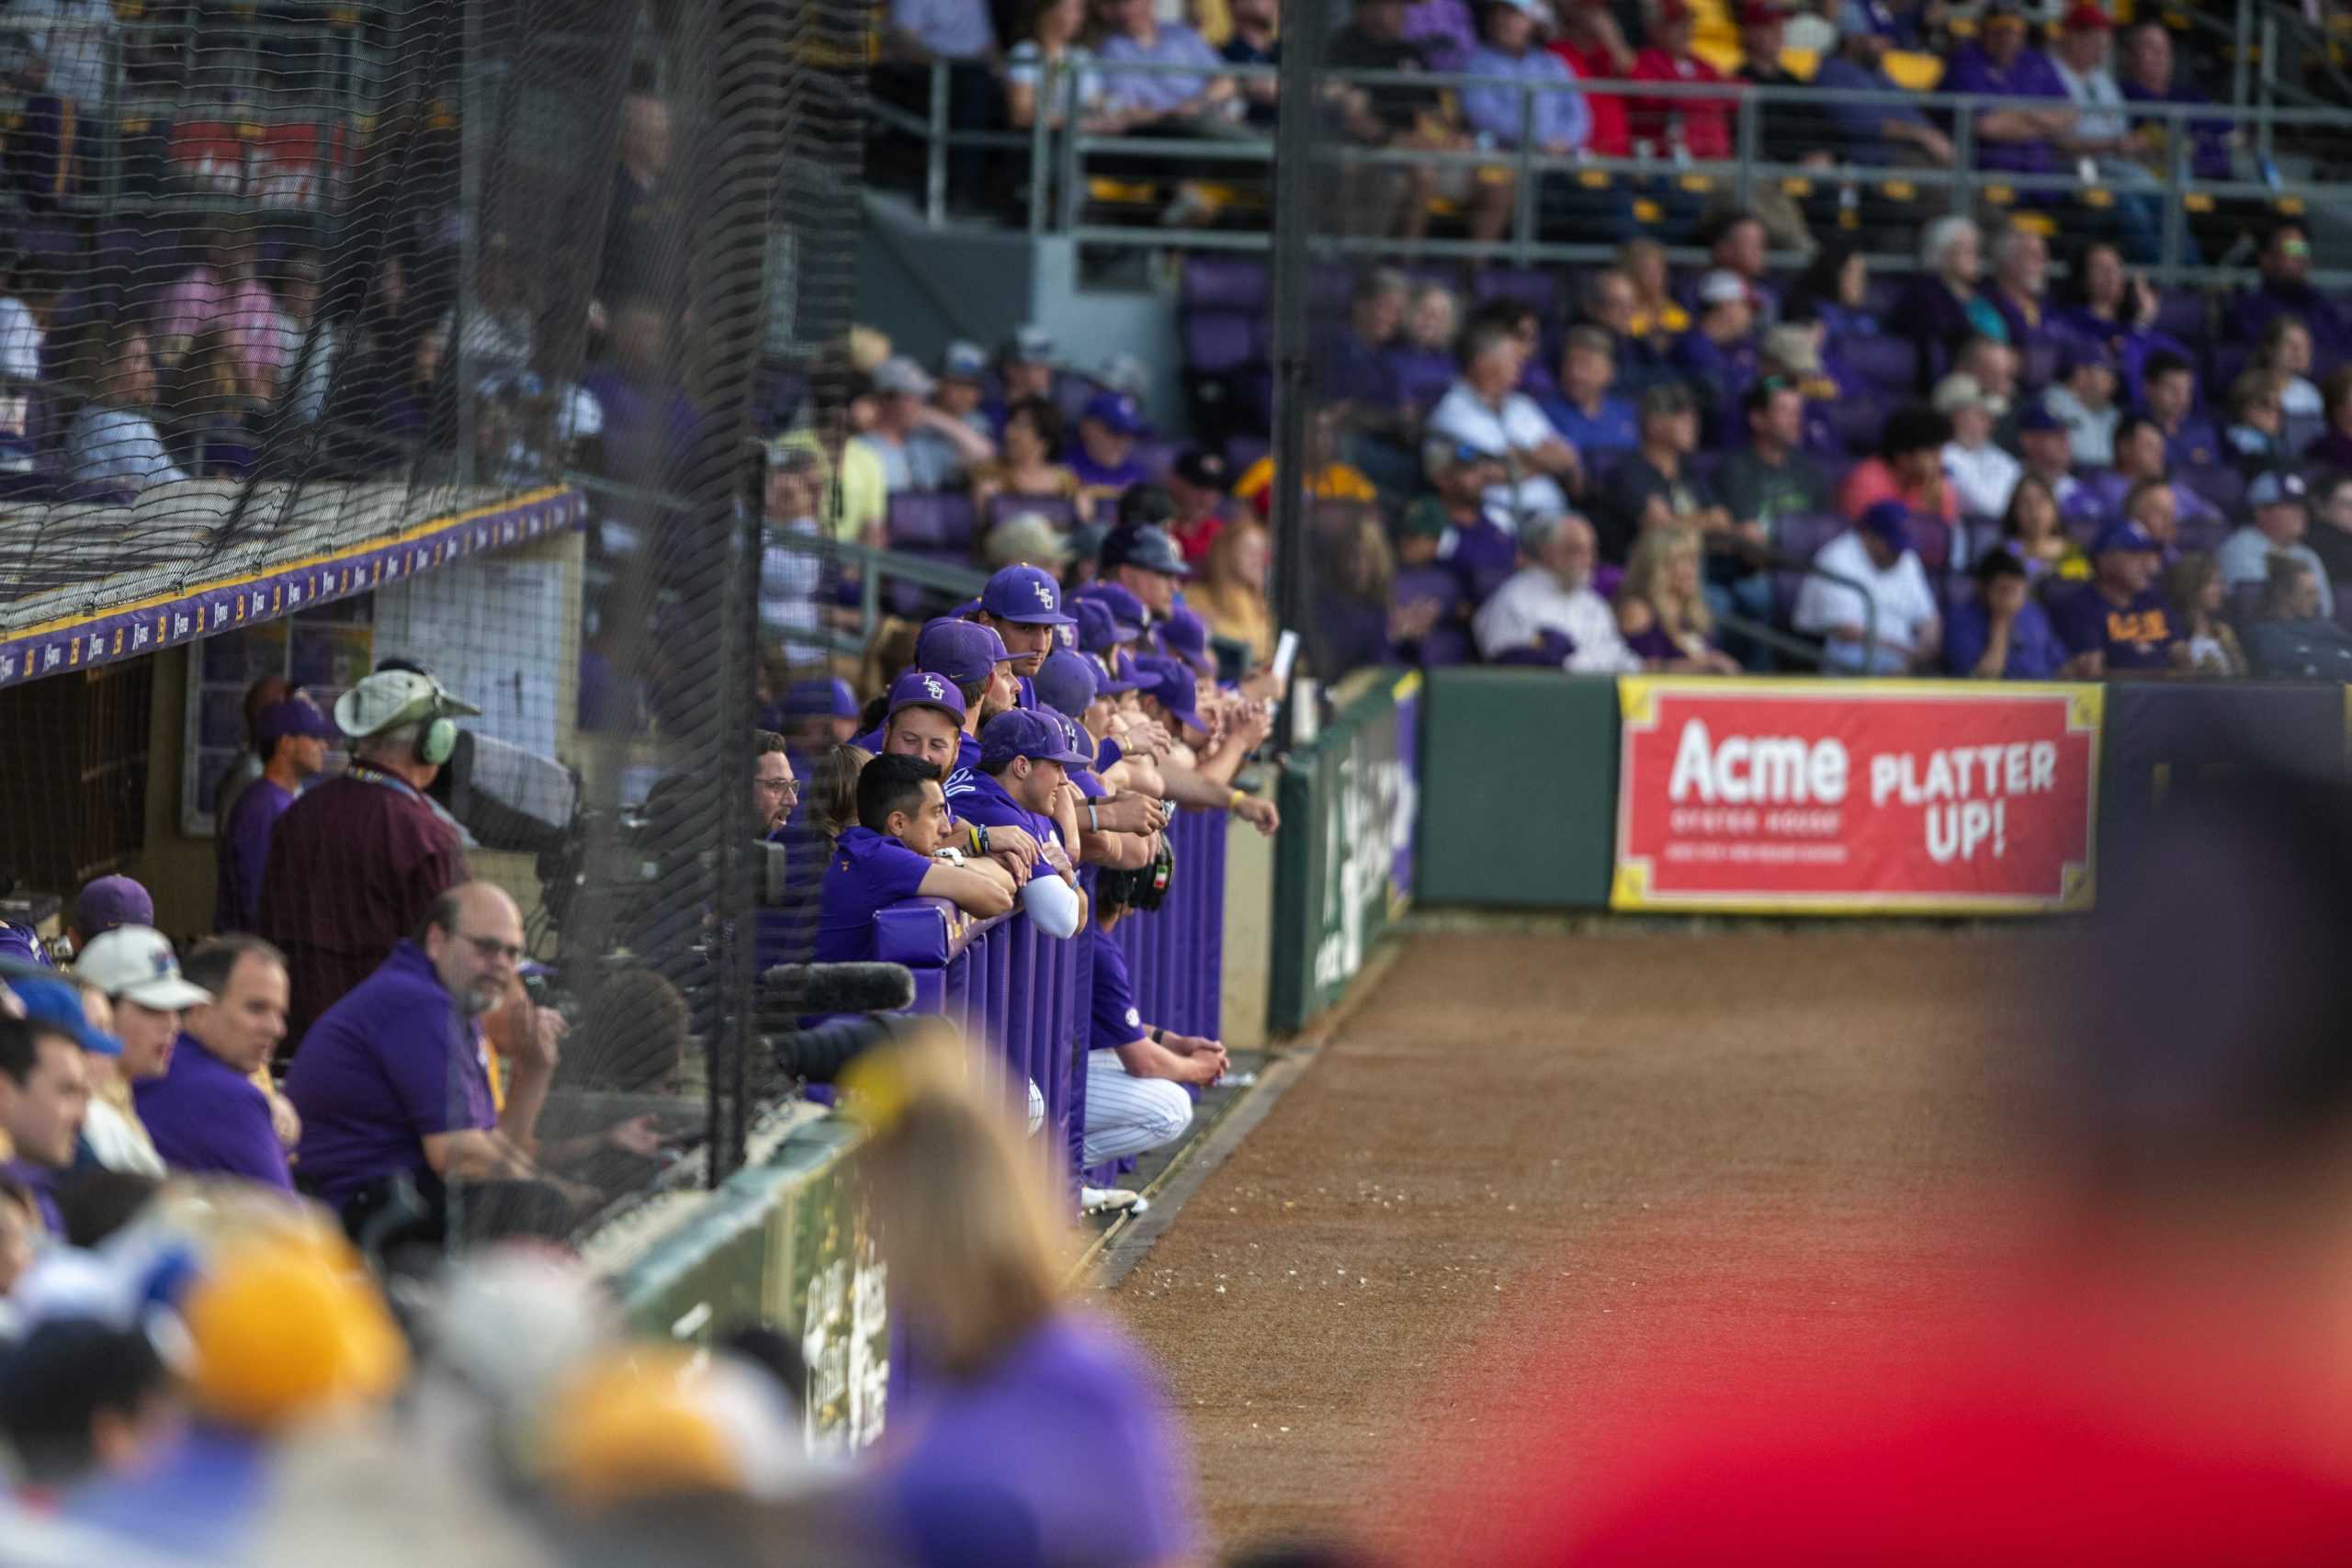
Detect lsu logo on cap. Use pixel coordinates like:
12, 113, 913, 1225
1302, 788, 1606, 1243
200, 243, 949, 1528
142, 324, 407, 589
1033, 580, 1056, 609
922, 675, 945, 701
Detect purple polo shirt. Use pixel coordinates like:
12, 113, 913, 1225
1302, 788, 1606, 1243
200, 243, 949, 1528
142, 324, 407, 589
1067, 448, 1148, 494
135, 1035, 292, 1190
1942, 46, 2067, 175
214, 777, 294, 933
868, 1311, 1198, 1568
282, 941, 495, 1206
814, 828, 935, 964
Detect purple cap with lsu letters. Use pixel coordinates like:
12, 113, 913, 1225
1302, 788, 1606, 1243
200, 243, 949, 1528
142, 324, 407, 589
886, 669, 967, 724
914, 618, 1013, 689
978, 708, 1091, 769
980, 564, 1078, 626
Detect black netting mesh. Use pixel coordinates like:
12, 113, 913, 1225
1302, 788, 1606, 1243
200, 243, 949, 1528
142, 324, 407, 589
0, 0, 870, 1235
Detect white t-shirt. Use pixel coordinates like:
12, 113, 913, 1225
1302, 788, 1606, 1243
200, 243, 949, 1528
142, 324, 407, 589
82, 1095, 166, 1178
1941, 439, 2022, 523
1427, 379, 1571, 529
2281, 375, 2323, 419
66, 405, 189, 492
1006, 40, 1104, 119
1470, 565, 1640, 673
1792, 529, 1939, 660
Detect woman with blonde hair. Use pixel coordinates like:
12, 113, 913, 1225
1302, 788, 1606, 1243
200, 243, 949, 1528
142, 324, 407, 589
1189, 518, 1275, 668
1615, 527, 1739, 674
843, 1032, 1199, 1568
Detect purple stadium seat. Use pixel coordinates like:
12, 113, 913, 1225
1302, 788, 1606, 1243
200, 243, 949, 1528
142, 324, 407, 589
2175, 512, 2229, 558
1182, 311, 1260, 377
887, 491, 977, 548
2019, 338, 2061, 392
2151, 290, 2208, 346
1134, 439, 1180, 481
1839, 334, 1918, 398
1226, 434, 1270, 476
2208, 342, 2252, 404
984, 492, 1078, 530
1310, 264, 1356, 317
1822, 396, 1885, 456
1474, 266, 1559, 318
2178, 465, 2244, 514
1182, 255, 1270, 312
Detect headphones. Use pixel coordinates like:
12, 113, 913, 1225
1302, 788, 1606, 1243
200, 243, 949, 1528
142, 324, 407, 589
375, 659, 460, 767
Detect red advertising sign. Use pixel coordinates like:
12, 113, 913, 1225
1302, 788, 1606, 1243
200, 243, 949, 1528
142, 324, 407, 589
1612, 678, 2102, 913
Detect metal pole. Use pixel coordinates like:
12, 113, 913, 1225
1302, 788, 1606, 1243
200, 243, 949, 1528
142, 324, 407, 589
1027, 60, 1054, 234
1734, 84, 1757, 214
1267, 0, 1328, 748
2232, 0, 2252, 108
2159, 124, 2188, 284
925, 59, 948, 226
2258, 14, 2278, 165
1514, 85, 1536, 268
456, 0, 482, 485
1951, 101, 1975, 216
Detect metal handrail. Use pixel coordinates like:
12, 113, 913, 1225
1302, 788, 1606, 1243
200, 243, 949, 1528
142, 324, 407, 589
871, 53, 2352, 285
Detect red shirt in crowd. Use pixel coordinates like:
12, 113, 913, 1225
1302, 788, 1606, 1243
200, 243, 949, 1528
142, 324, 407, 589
1549, 41, 1630, 156
255, 768, 471, 1055
1626, 47, 1734, 158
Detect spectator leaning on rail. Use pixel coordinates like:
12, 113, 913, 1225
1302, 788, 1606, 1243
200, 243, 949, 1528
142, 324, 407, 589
132, 935, 291, 1190
214, 692, 337, 935
1792, 500, 1943, 674
814, 755, 1018, 966
2219, 470, 2331, 617
1473, 511, 1642, 671
257, 666, 476, 1053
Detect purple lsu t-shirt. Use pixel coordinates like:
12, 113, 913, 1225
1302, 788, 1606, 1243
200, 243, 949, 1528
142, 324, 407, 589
134, 1036, 292, 1190
944, 769, 1060, 848
214, 777, 295, 933
282, 941, 495, 1206
1091, 924, 1145, 1051
2048, 581, 2177, 671
814, 827, 936, 964
870, 1311, 1198, 1568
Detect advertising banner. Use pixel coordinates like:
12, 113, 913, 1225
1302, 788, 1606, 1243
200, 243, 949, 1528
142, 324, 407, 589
1612, 678, 2103, 914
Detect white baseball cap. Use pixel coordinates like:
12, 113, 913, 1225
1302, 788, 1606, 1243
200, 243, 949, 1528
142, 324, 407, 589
74, 925, 213, 1010
334, 669, 481, 739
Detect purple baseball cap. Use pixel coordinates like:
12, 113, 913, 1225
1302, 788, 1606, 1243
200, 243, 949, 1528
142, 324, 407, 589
914, 618, 1013, 689
886, 669, 967, 725
1071, 600, 1120, 656
1033, 648, 1102, 717
1858, 500, 1913, 556
1081, 391, 1147, 437
255, 694, 338, 747
1132, 654, 1204, 733
980, 564, 1078, 626
75, 874, 153, 939
2092, 519, 2160, 556
783, 675, 860, 720
1054, 707, 1098, 770
1077, 581, 1149, 637
978, 708, 1091, 769
1155, 607, 1214, 676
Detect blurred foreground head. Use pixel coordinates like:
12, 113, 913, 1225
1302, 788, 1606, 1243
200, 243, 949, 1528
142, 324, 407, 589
840, 1032, 1072, 1378
2048, 765, 2352, 1209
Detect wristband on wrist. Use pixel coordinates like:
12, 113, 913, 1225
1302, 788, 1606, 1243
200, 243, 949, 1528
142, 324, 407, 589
1227, 789, 1247, 812
1150, 1026, 1166, 1044
1086, 799, 1100, 832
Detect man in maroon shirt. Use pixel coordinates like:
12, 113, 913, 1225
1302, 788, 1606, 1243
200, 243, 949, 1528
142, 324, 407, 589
255, 667, 477, 1055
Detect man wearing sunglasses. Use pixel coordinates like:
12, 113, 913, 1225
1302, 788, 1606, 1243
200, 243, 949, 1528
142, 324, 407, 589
288, 881, 591, 1237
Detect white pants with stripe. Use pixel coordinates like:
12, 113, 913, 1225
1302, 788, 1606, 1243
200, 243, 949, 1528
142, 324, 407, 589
1080, 1051, 1193, 1168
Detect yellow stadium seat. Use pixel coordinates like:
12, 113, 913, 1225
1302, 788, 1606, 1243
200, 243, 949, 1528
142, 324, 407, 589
2183, 191, 2215, 213
1883, 179, 1917, 201
1634, 197, 1665, 225
1577, 168, 1613, 189
1984, 184, 2016, 206
2011, 211, 2058, 235
1197, 183, 1266, 214
1781, 176, 1815, 197
1778, 46, 1820, 79
2081, 186, 2115, 208
1088, 177, 1159, 205
1882, 50, 1944, 90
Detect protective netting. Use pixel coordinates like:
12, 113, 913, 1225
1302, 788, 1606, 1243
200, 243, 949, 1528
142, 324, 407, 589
0, 0, 871, 1248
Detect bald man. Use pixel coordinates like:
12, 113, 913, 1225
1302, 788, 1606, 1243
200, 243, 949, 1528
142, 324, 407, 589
286, 881, 570, 1217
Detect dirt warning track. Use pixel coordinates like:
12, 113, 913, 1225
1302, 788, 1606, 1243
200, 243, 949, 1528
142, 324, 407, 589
1105, 926, 2039, 1555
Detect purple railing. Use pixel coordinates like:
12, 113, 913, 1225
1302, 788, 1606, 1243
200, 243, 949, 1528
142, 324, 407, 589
872, 803, 1230, 1191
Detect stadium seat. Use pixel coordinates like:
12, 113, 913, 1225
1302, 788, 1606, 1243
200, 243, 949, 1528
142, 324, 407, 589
1473, 266, 1559, 317
1181, 311, 1261, 378
1182, 255, 1271, 313
983, 492, 1079, 530
2152, 291, 2210, 345
2020, 338, 2061, 392
2178, 465, 2245, 514
1821, 396, 1885, 456
1839, 335, 1918, 398
887, 491, 977, 549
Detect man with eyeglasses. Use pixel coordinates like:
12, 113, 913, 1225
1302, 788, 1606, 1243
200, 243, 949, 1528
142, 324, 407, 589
288, 881, 585, 1232
752, 730, 801, 836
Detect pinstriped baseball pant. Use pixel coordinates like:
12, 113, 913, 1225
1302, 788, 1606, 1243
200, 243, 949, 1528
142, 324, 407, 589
1080, 1050, 1193, 1168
